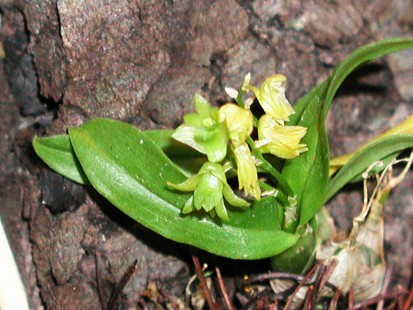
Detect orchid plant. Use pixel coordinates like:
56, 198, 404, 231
33, 38, 413, 279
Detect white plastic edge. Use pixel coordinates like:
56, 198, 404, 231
0, 218, 29, 310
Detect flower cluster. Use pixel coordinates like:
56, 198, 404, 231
168, 74, 307, 220
247, 75, 308, 159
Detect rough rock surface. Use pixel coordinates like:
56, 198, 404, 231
0, 0, 412, 308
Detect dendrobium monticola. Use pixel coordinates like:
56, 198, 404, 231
169, 74, 308, 220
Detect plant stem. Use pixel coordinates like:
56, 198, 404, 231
247, 137, 293, 197
259, 181, 288, 206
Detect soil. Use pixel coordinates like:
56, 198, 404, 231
0, 0, 412, 308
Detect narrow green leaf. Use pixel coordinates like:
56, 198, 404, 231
33, 135, 89, 185
330, 114, 413, 176
284, 38, 413, 228
282, 97, 330, 229
326, 134, 413, 202
322, 38, 413, 119
69, 118, 298, 259
289, 80, 328, 126
290, 38, 413, 125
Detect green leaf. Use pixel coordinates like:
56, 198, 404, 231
32, 130, 204, 182
326, 134, 413, 202
143, 130, 201, 159
283, 38, 413, 228
68, 118, 298, 259
270, 223, 316, 274
290, 38, 413, 125
322, 38, 413, 119
142, 130, 206, 175
282, 96, 330, 229
33, 135, 89, 185
289, 80, 328, 126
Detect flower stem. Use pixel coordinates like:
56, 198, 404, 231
247, 137, 293, 197
259, 182, 288, 206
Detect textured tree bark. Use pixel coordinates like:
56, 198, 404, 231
0, 0, 412, 308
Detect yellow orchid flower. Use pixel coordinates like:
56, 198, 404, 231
257, 115, 308, 159
219, 103, 254, 147
232, 143, 261, 199
248, 74, 295, 124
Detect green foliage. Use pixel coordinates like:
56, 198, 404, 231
281, 96, 329, 231
33, 135, 89, 185
326, 134, 413, 202
36, 119, 298, 259
33, 38, 413, 265
285, 37, 413, 229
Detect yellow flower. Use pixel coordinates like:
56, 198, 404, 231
219, 103, 253, 147
257, 115, 308, 159
248, 74, 295, 124
232, 143, 261, 199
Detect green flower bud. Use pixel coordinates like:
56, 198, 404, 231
168, 162, 249, 220
172, 94, 229, 163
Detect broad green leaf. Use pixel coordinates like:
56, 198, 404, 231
326, 134, 413, 202
33, 130, 204, 182
68, 118, 298, 259
33, 135, 89, 185
143, 130, 206, 175
143, 130, 201, 159
282, 97, 330, 229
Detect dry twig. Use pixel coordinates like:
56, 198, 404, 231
215, 266, 234, 310
192, 255, 218, 310
107, 259, 138, 310
402, 284, 413, 310
240, 287, 272, 310
283, 261, 321, 310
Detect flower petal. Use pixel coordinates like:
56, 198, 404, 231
182, 196, 195, 214
253, 74, 295, 123
232, 143, 261, 199
219, 103, 253, 147
258, 115, 308, 159
241, 72, 251, 92
194, 172, 224, 212
173, 124, 228, 162
194, 94, 212, 117
215, 199, 229, 221
167, 174, 201, 191
222, 184, 250, 208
